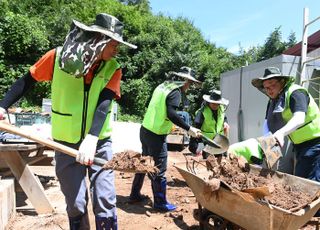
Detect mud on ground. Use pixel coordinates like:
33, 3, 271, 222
6, 149, 320, 230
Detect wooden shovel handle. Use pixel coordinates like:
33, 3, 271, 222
0, 121, 107, 166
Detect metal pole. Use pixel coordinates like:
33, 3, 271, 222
300, 7, 309, 87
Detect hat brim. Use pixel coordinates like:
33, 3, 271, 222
73, 20, 137, 49
251, 74, 293, 93
171, 72, 201, 83
203, 95, 229, 106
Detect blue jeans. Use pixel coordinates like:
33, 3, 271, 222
176, 111, 191, 126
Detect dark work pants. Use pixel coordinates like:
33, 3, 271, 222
140, 126, 168, 179
55, 139, 116, 219
294, 141, 320, 182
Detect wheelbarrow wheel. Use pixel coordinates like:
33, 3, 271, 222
204, 213, 225, 230
204, 213, 236, 230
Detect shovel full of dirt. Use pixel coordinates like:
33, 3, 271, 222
0, 121, 158, 174
257, 134, 282, 169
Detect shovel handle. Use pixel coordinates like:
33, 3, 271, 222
93, 157, 107, 167
0, 121, 109, 168
201, 134, 221, 148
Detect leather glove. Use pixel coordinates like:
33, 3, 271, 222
273, 130, 284, 147
76, 134, 99, 165
187, 126, 202, 138
0, 107, 6, 120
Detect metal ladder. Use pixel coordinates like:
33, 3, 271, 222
300, 7, 320, 107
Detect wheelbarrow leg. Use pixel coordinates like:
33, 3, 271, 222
197, 202, 205, 230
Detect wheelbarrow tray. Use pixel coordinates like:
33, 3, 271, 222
175, 163, 320, 230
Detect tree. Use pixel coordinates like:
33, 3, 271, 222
285, 31, 297, 48
257, 27, 286, 61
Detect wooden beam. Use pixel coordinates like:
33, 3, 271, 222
0, 151, 53, 214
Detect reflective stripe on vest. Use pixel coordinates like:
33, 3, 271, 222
142, 81, 183, 135
200, 105, 225, 139
282, 84, 320, 144
51, 47, 120, 143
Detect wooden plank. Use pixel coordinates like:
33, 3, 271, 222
166, 134, 184, 145
0, 179, 15, 230
0, 151, 53, 214
0, 143, 40, 152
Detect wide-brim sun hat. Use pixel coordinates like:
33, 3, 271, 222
171, 66, 202, 83
73, 13, 137, 49
203, 90, 229, 106
251, 67, 294, 93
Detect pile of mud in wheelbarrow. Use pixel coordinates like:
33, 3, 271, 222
176, 154, 320, 230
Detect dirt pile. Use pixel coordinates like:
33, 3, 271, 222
103, 150, 159, 174
203, 155, 316, 210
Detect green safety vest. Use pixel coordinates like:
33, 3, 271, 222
282, 84, 320, 144
200, 105, 225, 139
228, 138, 263, 163
142, 81, 184, 135
51, 47, 120, 143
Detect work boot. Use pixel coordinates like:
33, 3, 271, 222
152, 177, 176, 212
95, 216, 118, 230
129, 173, 148, 203
69, 213, 90, 230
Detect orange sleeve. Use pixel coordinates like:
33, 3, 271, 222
106, 68, 122, 99
29, 49, 55, 81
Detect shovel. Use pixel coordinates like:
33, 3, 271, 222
256, 135, 282, 169
202, 134, 230, 156
0, 121, 158, 173
0, 121, 107, 166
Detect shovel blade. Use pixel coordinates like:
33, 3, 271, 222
202, 134, 230, 156
257, 135, 282, 169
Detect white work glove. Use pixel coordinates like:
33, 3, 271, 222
273, 130, 285, 147
188, 126, 202, 138
77, 134, 99, 166
273, 112, 305, 148
0, 107, 6, 120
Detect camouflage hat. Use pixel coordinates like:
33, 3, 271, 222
73, 13, 137, 49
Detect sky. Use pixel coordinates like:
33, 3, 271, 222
149, 0, 320, 54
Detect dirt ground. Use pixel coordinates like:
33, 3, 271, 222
5, 147, 320, 230
6, 148, 200, 230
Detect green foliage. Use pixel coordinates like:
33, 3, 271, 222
0, 0, 299, 120
117, 113, 142, 123
235, 27, 297, 67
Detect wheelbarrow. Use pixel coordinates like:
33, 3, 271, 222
174, 162, 320, 230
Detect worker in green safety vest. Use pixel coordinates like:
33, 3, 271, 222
0, 13, 137, 229
252, 67, 320, 186
129, 66, 202, 212
189, 90, 230, 159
